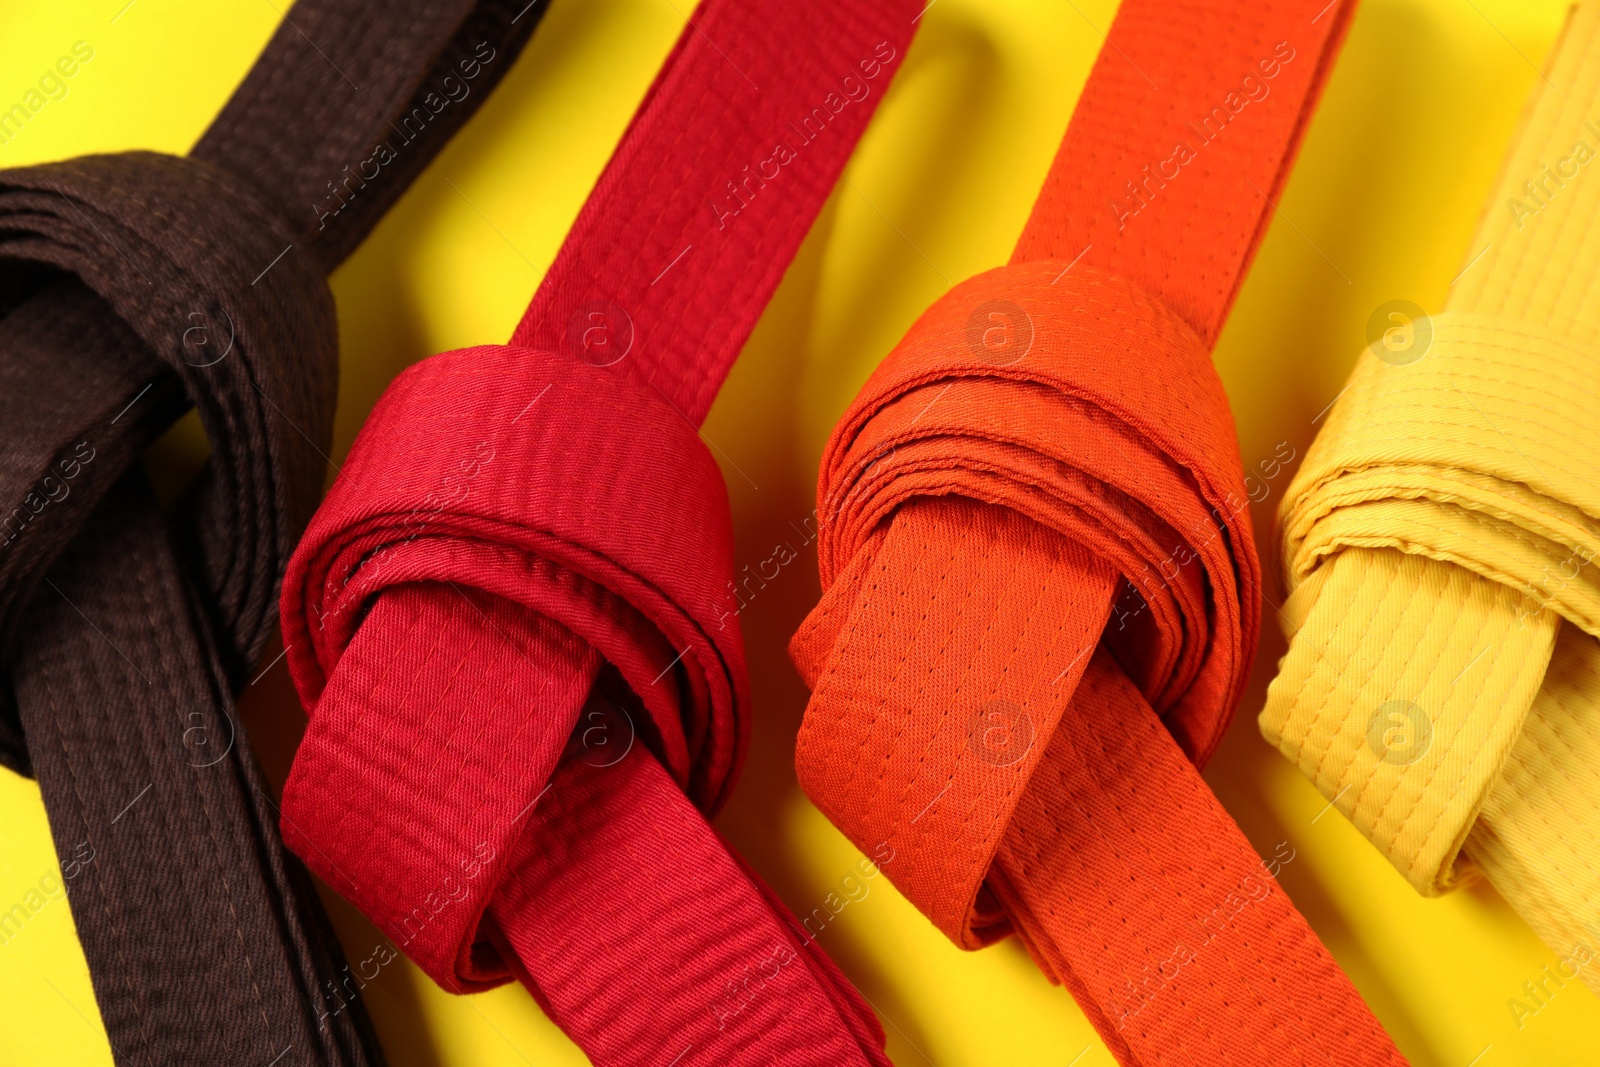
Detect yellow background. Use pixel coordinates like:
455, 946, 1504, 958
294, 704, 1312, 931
0, 0, 1589, 1063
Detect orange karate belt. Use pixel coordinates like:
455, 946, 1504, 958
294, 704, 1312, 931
789, 0, 1408, 1063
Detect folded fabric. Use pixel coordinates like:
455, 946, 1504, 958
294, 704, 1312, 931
0, 1, 547, 1063
1262, 0, 1600, 990
279, 2, 921, 1063
789, 0, 1410, 1063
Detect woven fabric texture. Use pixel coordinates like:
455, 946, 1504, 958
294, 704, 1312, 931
789, 0, 1410, 1063
1262, 0, 1600, 991
279, 1, 923, 1063
0, 2, 546, 1064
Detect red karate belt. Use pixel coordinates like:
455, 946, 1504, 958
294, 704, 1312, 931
279, 1, 920, 1063
789, 0, 1410, 1063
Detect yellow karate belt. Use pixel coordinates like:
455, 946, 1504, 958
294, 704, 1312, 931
1262, 0, 1600, 989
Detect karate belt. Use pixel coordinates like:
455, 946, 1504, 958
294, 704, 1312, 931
789, 0, 1409, 1062
0, 0, 547, 1063
1263, 0, 1600, 993
278, 0, 922, 1063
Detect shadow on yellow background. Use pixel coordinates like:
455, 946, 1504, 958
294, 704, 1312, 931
0, 0, 1590, 1064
